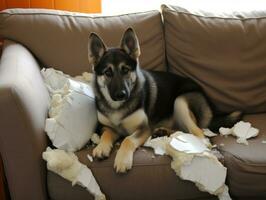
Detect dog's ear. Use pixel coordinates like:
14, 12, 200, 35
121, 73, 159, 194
88, 33, 107, 67
120, 28, 141, 59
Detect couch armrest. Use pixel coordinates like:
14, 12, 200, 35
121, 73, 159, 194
0, 40, 50, 200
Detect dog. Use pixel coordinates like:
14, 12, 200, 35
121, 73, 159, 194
88, 28, 242, 173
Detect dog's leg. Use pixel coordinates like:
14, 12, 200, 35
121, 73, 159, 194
114, 128, 150, 173
174, 96, 205, 138
93, 127, 119, 159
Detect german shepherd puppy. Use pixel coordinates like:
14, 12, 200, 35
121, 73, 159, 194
89, 28, 241, 173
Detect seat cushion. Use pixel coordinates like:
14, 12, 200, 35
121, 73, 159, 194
212, 113, 266, 198
0, 9, 166, 76
162, 3, 266, 113
47, 146, 217, 200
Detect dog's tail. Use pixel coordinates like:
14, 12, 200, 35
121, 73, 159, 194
208, 111, 243, 132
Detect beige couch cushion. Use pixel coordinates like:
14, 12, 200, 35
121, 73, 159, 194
0, 9, 166, 75
48, 147, 216, 200
212, 113, 266, 198
162, 4, 266, 113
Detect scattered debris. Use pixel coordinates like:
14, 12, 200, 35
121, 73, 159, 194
170, 134, 209, 154
75, 72, 93, 83
43, 147, 105, 200
262, 140, 266, 144
145, 132, 231, 200
219, 143, 225, 147
219, 127, 232, 136
87, 154, 93, 162
144, 136, 170, 155
203, 129, 218, 137
91, 133, 101, 145
219, 121, 259, 145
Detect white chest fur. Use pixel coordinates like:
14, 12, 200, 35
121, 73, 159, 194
97, 111, 123, 127
97, 109, 148, 134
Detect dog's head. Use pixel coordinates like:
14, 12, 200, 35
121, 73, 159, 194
88, 28, 141, 104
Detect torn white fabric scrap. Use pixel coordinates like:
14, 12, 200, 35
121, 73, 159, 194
43, 148, 106, 200
203, 128, 218, 137
41, 68, 69, 94
75, 72, 93, 82
45, 91, 97, 151
219, 121, 259, 145
170, 134, 209, 154
219, 127, 232, 136
218, 185, 231, 200
178, 154, 227, 193
145, 132, 231, 200
144, 136, 170, 155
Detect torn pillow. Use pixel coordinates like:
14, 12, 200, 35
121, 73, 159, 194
42, 68, 97, 152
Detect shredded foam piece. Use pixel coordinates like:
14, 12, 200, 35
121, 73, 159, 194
262, 140, 266, 144
145, 132, 231, 200
219, 127, 232, 136
170, 134, 209, 154
91, 133, 101, 145
219, 121, 259, 145
203, 129, 218, 137
144, 136, 170, 155
43, 147, 105, 200
87, 154, 93, 162
74, 72, 93, 83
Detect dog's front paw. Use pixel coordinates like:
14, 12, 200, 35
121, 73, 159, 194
92, 143, 112, 159
114, 149, 133, 173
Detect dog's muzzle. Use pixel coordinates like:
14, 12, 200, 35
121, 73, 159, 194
113, 90, 128, 101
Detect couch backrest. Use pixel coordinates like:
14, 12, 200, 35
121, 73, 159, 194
0, 9, 166, 75
162, 4, 266, 113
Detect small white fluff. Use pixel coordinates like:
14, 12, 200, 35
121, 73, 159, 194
87, 154, 93, 162
219, 127, 232, 136
74, 72, 93, 83
203, 129, 218, 137
219, 121, 259, 145
261, 140, 266, 144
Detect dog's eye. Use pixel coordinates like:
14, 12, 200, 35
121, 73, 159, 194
104, 68, 113, 77
121, 66, 129, 75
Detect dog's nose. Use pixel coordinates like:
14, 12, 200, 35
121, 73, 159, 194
114, 90, 127, 101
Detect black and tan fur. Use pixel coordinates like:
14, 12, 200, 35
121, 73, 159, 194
88, 28, 241, 173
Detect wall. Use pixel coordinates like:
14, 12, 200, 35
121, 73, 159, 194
0, 0, 101, 13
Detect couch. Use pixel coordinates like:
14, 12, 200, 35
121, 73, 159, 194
0, 3, 265, 200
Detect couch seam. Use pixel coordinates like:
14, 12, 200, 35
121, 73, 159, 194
163, 7, 266, 21
219, 149, 266, 168
0, 9, 160, 20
